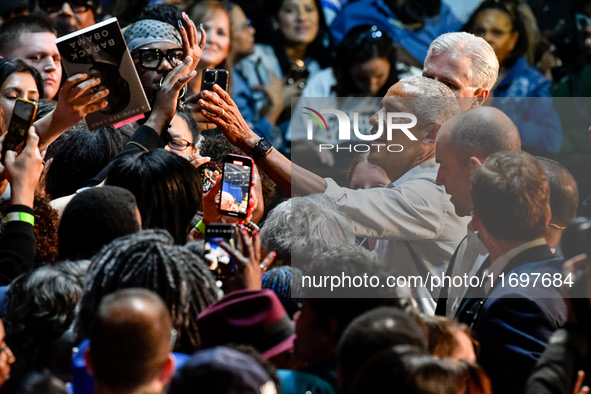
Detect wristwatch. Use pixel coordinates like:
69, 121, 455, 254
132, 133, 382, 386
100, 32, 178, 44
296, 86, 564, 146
249, 138, 273, 161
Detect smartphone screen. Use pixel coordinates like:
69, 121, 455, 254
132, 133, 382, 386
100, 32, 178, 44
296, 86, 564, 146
2, 99, 37, 164
201, 162, 223, 193
204, 223, 237, 287
202, 68, 229, 91
219, 154, 253, 218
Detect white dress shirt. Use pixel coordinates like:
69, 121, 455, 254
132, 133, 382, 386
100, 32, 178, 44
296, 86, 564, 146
446, 225, 489, 318
323, 158, 470, 313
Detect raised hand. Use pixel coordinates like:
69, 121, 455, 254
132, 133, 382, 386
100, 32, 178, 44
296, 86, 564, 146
179, 12, 206, 72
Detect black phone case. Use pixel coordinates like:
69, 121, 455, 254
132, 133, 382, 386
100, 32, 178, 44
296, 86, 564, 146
202, 69, 229, 91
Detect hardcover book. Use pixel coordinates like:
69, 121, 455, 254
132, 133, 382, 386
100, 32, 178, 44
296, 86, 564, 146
56, 17, 150, 130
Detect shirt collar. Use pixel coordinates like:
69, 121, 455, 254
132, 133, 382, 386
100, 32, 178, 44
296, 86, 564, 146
390, 158, 438, 188
490, 237, 547, 273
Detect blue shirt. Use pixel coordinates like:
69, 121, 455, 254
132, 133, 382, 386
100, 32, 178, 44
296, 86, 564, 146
330, 0, 462, 63
492, 57, 563, 154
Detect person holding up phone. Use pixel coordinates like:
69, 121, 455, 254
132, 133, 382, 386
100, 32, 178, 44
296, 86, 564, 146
185, 1, 232, 133
0, 127, 45, 285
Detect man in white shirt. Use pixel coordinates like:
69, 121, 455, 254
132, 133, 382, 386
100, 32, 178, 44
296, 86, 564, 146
434, 106, 521, 318
199, 76, 469, 313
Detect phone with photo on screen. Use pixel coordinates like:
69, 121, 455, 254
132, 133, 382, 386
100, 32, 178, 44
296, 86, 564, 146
1, 98, 37, 165
203, 223, 238, 286
201, 162, 223, 193
218, 154, 253, 219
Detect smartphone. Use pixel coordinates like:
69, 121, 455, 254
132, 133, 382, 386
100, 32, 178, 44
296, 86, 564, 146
204, 223, 238, 285
201, 162, 223, 193
1, 98, 37, 164
219, 154, 253, 219
202, 68, 229, 91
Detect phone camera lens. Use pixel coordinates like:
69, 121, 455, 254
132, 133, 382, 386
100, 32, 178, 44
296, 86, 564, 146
204, 71, 216, 84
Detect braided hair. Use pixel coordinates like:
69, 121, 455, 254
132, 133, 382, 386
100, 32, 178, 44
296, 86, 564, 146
73, 229, 221, 354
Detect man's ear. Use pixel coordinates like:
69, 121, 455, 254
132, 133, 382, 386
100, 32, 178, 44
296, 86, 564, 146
423, 124, 441, 145
546, 203, 552, 226
472, 88, 489, 108
159, 353, 176, 385
468, 156, 482, 170
84, 347, 94, 376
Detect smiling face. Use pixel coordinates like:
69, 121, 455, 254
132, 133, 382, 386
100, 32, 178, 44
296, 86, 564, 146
8, 32, 61, 100
423, 51, 479, 111
471, 9, 518, 64
350, 57, 391, 96
367, 83, 421, 176
277, 0, 320, 47
201, 9, 231, 68
230, 5, 255, 59
0, 72, 40, 126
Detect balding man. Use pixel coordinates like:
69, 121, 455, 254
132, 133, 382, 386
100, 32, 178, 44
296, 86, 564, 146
85, 288, 175, 394
434, 106, 521, 318
200, 76, 469, 313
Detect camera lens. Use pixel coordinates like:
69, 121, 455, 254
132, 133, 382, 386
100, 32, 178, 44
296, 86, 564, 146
204, 70, 216, 84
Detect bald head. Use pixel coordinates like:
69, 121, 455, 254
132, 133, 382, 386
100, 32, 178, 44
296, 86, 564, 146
435, 107, 521, 217
89, 289, 172, 391
443, 107, 521, 163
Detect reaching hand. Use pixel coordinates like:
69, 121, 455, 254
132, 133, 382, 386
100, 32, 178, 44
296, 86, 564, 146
185, 152, 211, 168
145, 56, 197, 133
4, 127, 44, 208
200, 85, 260, 152
218, 225, 276, 292
185, 91, 218, 131
179, 12, 206, 73
54, 73, 110, 127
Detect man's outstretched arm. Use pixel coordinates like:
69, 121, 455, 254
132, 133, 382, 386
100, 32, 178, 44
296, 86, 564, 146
199, 85, 327, 196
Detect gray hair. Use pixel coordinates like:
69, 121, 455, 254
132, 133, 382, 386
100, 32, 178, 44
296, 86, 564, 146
260, 194, 356, 265
427, 32, 499, 90
396, 76, 461, 134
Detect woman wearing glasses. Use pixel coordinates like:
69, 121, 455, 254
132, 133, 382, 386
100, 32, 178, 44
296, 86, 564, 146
463, 0, 563, 155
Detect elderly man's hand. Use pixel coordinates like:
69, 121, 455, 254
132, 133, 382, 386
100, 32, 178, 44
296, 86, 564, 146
199, 85, 260, 152
179, 12, 205, 72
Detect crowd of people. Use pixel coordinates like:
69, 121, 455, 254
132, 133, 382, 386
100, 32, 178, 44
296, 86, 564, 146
0, 0, 590, 393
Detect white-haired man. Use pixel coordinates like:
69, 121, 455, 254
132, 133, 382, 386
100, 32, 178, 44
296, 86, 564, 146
199, 76, 470, 313
423, 32, 500, 111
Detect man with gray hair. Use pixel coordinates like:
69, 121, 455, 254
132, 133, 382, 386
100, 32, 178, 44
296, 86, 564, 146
200, 76, 469, 313
423, 32, 499, 111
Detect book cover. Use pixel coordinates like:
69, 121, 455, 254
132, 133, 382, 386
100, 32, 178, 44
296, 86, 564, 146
56, 17, 150, 131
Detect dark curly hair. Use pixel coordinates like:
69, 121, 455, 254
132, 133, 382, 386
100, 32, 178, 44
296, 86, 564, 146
0, 195, 60, 267
73, 229, 221, 354
199, 135, 276, 206
4, 261, 87, 375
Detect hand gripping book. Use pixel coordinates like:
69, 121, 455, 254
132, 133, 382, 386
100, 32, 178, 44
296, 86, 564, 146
55, 17, 150, 130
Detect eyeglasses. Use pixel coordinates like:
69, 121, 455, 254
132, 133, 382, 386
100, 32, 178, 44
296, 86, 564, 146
133, 48, 184, 70
39, 0, 93, 14
576, 13, 591, 32
167, 138, 193, 151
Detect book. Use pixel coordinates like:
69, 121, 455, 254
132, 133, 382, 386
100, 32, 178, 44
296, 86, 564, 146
55, 17, 150, 131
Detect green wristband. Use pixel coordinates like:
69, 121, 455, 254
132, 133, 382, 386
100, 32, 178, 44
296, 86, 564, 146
195, 220, 206, 234
6, 212, 35, 226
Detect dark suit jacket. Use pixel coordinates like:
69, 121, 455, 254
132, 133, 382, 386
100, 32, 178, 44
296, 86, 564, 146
456, 244, 567, 394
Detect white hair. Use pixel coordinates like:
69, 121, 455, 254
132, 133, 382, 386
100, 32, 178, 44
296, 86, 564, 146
427, 32, 499, 90
260, 194, 355, 265
396, 76, 461, 132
